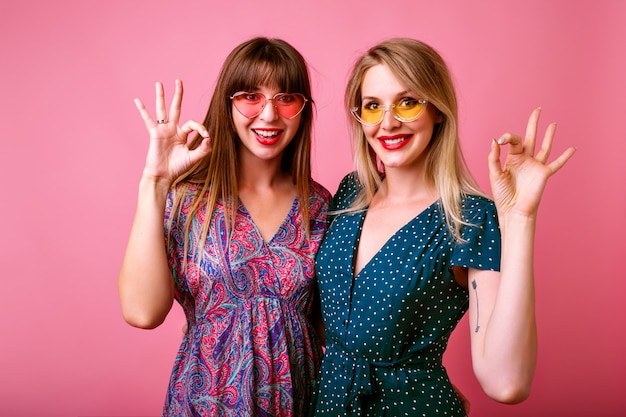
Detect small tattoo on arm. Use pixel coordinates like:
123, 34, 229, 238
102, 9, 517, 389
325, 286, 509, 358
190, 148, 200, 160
472, 280, 480, 333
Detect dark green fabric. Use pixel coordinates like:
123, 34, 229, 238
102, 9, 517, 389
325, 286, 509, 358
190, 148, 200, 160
311, 173, 501, 417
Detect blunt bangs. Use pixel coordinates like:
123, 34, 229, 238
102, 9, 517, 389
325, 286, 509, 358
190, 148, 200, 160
229, 46, 309, 96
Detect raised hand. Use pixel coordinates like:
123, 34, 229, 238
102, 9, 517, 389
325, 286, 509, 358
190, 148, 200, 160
488, 108, 576, 219
134, 80, 211, 185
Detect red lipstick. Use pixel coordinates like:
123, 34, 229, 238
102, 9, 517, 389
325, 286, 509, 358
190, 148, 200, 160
253, 128, 282, 145
378, 134, 413, 150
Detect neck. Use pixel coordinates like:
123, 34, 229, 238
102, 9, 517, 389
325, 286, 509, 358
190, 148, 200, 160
375, 166, 437, 206
237, 155, 287, 191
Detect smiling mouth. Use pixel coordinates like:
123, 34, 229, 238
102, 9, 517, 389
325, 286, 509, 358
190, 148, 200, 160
379, 134, 412, 149
383, 137, 406, 145
253, 129, 282, 144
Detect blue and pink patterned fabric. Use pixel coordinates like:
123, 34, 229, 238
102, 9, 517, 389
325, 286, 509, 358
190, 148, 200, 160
162, 181, 330, 416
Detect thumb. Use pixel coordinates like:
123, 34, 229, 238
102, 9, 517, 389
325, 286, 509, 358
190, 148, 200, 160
188, 137, 211, 165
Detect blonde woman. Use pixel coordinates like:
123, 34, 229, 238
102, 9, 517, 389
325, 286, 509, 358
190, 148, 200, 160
310, 38, 575, 416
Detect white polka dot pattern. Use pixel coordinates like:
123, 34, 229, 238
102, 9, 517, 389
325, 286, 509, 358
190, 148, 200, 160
310, 173, 501, 416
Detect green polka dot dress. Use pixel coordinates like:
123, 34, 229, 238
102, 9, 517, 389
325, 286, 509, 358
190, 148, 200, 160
311, 173, 501, 417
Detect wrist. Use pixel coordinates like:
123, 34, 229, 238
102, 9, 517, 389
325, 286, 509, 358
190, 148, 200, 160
139, 172, 173, 195
499, 211, 537, 235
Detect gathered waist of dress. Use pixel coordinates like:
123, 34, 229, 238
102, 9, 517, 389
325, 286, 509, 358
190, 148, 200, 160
185, 293, 309, 326
322, 341, 447, 415
325, 340, 444, 372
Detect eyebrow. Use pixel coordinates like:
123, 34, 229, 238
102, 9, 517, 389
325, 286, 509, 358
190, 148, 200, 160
361, 90, 414, 101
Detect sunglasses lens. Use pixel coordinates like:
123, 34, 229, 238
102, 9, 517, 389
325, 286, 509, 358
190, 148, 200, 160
353, 99, 426, 125
394, 99, 424, 121
273, 93, 306, 119
232, 93, 265, 118
359, 107, 383, 124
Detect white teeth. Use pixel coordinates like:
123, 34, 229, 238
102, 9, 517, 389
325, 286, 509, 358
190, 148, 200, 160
384, 138, 405, 145
254, 130, 279, 138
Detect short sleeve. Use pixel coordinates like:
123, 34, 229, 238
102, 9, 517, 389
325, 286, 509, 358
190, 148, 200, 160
451, 195, 501, 272
308, 180, 332, 229
329, 172, 361, 212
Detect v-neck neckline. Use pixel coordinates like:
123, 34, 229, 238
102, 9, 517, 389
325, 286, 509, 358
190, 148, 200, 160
238, 196, 299, 245
351, 199, 440, 278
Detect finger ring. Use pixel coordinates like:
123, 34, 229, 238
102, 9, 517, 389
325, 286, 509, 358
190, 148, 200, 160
157, 119, 167, 124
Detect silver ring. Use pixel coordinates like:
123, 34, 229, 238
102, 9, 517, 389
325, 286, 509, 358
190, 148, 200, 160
157, 119, 167, 124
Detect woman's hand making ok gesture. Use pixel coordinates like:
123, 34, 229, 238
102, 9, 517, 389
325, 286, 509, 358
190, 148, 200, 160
134, 79, 211, 186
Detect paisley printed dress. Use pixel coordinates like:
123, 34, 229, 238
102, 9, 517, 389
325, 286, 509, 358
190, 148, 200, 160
163, 181, 330, 417
311, 173, 501, 417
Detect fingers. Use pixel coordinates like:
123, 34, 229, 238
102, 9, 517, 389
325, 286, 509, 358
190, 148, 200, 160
134, 80, 187, 130
488, 138, 503, 177
534, 119, 575, 174
134, 98, 154, 128
180, 120, 210, 143
180, 120, 212, 161
547, 146, 576, 175
495, 133, 523, 155
155, 81, 168, 123
523, 107, 541, 156
495, 108, 544, 156
489, 108, 576, 180
168, 79, 183, 124
186, 137, 212, 167
534, 122, 557, 164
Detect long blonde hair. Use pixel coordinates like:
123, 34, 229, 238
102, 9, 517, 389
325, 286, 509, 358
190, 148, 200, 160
170, 37, 314, 259
345, 38, 485, 241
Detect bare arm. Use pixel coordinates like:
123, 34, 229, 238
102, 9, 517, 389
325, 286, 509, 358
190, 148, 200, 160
468, 108, 575, 403
118, 176, 175, 329
118, 80, 211, 329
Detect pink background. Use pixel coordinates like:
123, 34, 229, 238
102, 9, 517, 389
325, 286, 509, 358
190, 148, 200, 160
1, 0, 624, 416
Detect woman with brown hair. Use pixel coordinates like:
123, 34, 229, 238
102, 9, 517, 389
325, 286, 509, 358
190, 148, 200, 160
118, 37, 330, 416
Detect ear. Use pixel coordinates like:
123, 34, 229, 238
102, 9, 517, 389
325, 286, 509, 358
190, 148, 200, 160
436, 110, 444, 124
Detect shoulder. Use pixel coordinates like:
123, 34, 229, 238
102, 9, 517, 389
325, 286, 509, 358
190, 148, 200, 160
171, 181, 203, 196
166, 181, 207, 216
170, 180, 202, 197
461, 194, 497, 221
458, 194, 501, 242
336, 171, 360, 193
309, 179, 332, 205
453, 195, 501, 270
331, 172, 361, 210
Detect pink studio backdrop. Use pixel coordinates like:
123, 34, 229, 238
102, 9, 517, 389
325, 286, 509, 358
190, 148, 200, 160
1, 1, 624, 416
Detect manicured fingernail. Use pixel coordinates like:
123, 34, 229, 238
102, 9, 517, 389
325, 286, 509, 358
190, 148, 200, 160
497, 136, 505, 144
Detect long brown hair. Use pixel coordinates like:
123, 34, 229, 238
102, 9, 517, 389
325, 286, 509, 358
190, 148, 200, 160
170, 37, 314, 259
344, 38, 485, 241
